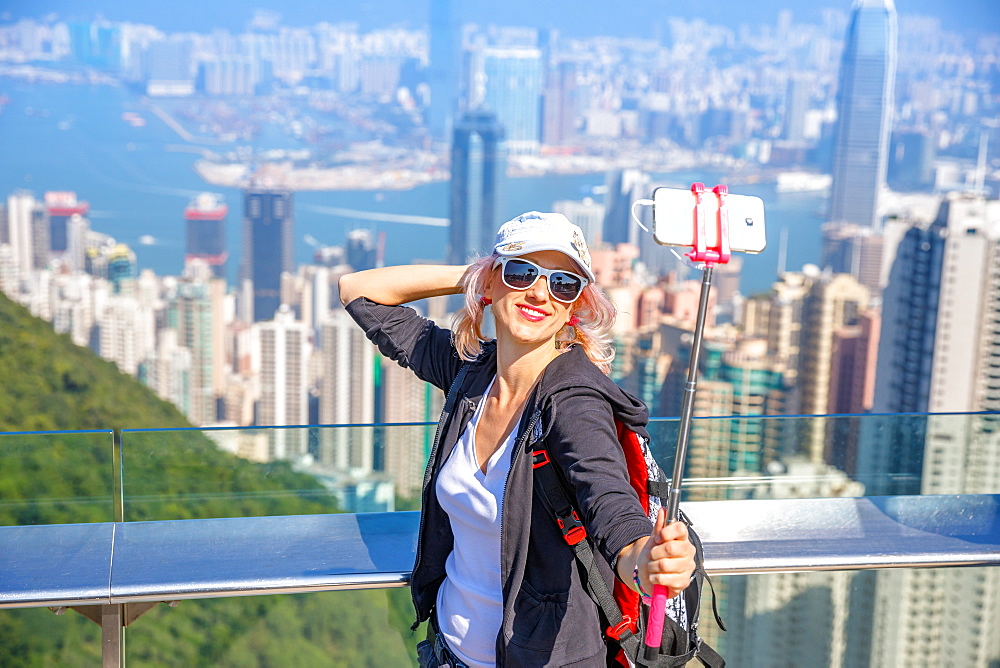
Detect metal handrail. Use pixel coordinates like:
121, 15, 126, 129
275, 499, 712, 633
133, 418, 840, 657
3, 494, 998, 611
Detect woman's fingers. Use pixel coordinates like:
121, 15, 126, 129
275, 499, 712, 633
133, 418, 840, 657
646, 520, 696, 591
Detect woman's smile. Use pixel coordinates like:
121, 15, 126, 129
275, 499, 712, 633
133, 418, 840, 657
515, 303, 549, 322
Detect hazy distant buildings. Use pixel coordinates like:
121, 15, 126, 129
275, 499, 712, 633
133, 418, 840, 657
242, 188, 294, 322
820, 222, 886, 295
106, 243, 137, 294
146, 39, 195, 97
887, 130, 935, 192
448, 109, 507, 264
185, 193, 228, 278
346, 229, 378, 271
553, 198, 605, 246
827, 0, 897, 228
542, 61, 578, 146
783, 74, 811, 143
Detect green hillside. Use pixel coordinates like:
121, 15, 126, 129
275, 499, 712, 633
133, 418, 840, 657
0, 293, 416, 666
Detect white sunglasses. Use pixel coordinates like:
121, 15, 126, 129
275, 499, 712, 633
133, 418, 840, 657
493, 257, 589, 303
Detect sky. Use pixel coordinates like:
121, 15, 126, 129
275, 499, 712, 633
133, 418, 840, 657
1, 0, 997, 38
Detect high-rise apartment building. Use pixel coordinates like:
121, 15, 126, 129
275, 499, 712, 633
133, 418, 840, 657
185, 193, 228, 279
380, 355, 443, 500
448, 110, 507, 264
861, 193, 1000, 667
168, 280, 216, 426
320, 309, 375, 472
474, 46, 542, 155
827, 0, 897, 228
257, 305, 309, 459
684, 338, 787, 488
3, 191, 42, 275
96, 295, 154, 377
242, 188, 293, 322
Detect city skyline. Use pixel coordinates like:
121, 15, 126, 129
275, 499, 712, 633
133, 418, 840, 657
1, 4, 999, 665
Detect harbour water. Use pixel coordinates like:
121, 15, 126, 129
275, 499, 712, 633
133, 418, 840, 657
0, 82, 828, 295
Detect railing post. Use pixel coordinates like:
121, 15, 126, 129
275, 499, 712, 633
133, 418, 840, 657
101, 604, 124, 668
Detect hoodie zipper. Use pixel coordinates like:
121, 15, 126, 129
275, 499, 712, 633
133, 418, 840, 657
410, 366, 471, 629
496, 408, 543, 661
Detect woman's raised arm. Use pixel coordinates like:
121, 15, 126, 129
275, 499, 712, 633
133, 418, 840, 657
338, 264, 472, 307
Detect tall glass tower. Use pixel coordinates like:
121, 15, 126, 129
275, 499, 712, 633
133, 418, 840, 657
448, 110, 507, 265
828, 0, 897, 228
427, 0, 460, 142
478, 47, 543, 155
242, 189, 294, 322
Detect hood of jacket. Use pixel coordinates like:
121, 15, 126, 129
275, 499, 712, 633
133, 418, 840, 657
531, 344, 650, 441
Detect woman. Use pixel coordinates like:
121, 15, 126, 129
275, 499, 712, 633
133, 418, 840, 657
339, 211, 696, 667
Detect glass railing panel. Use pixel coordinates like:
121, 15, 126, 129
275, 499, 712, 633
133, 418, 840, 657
707, 566, 999, 668
648, 412, 1000, 501
119, 423, 436, 521
122, 589, 421, 667
0, 608, 102, 665
120, 413, 1000, 519
0, 430, 116, 526
112, 565, 999, 667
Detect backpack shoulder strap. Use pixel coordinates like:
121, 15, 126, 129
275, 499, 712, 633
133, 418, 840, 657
530, 445, 646, 662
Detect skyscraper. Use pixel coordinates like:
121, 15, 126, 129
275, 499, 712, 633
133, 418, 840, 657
474, 47, 543, 155
44, 191, 89, 255
185, 193, 228, 279
827, 0, 897, 228
448, 110, 506, 264
242, 188, 293, 322
427, 0, 461, 142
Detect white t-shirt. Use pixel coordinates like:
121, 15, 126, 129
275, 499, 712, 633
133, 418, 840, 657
435, 376, 518, 668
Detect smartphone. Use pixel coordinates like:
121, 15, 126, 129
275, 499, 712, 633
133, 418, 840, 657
652, 186, 766, 254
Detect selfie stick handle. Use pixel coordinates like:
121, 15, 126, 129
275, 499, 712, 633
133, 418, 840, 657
644, 183, 729, 662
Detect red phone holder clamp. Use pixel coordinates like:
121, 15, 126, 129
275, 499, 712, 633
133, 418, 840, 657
684, 182, 732, 266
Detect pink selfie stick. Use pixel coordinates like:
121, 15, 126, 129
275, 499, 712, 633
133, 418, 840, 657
644, 183, 731, 662
644, 584, 670, 660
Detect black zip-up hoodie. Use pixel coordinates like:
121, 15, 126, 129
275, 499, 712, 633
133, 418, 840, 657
347, 297, 651, 667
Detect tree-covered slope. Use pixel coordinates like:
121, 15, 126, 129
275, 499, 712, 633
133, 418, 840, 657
0, 293, 416, 666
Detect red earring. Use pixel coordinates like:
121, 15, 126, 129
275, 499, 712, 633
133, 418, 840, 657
480, 296, 492, 306
567, 315, 580, 327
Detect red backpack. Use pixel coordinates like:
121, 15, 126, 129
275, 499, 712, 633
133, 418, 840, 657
531, 419, 726, 667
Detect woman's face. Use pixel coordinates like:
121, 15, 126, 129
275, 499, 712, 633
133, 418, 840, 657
486, 250, 581, 348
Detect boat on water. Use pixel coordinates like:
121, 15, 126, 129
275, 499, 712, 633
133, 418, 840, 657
122, 112, 146, 127
776, 172, 831, 193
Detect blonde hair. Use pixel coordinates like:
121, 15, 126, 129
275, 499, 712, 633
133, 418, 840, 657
451, 255, 618, 374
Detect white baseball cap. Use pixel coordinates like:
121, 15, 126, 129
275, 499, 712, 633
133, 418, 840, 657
492, 211, 595, 283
